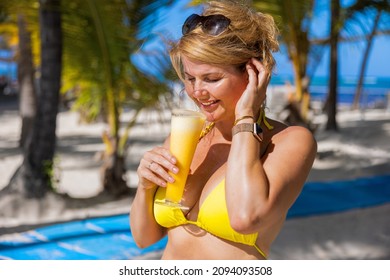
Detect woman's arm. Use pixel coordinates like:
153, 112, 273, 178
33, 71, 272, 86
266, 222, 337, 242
226, 124, 317, 233
130, 186, 165, 248
130, 139, 178, 248
225, 58, 317, 233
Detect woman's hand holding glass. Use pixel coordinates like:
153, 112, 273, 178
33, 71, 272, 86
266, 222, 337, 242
137, 146, 178, 190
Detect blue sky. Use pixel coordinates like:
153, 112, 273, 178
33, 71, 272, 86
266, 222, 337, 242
137, 0, 390, 79
1, 0, 389, 80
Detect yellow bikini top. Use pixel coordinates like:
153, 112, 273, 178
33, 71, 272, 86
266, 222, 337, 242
153, 179, 267, 259
153, 110, 273, 259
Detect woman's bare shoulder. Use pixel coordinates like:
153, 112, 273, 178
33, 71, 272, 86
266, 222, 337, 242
267, 118, 314, 136
267, 119, 317, 152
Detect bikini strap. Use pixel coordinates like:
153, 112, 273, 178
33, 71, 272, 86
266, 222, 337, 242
199, 122, 215, 142
258, 109, 274, 130
199, 109, 273, 142
254, 243, 267, 259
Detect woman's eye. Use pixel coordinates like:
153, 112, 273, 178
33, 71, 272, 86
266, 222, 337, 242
205, 78, 220, 83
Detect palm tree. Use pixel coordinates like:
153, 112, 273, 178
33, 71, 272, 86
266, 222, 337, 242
352, 10, 382, 110
1, 0, 176, 199
253, 1, 313, 96
0, 2, 39, 148
326, 0, 340, 131
347, 0, 390, 109
0, 0, 57, 198
17, 13, 37, 149
18, 0, 63, 197
0, 4, 38, 147
253, 0, 319, 129
61, 0, 176, 196
326, 0, 389, 130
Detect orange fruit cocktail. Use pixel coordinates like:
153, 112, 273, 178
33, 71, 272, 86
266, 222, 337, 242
164, 109, 206, 207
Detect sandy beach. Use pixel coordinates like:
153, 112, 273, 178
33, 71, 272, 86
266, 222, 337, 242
0, 93, 389, 259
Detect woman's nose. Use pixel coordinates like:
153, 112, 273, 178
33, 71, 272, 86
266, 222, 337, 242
193, 88, 208, 98
192, 81, 208, 98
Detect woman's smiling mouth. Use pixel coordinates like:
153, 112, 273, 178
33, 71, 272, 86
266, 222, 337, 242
199, 100, 220, 110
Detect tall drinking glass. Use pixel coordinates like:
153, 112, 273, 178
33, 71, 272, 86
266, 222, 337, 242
157, 109, 206, 209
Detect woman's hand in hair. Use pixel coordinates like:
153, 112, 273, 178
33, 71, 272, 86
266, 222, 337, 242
235, 58, 270, 119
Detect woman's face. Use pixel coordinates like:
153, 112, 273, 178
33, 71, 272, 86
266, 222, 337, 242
182, 56, 248, 123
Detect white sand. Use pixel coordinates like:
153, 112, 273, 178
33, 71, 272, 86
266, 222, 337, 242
0, 96, 389, 259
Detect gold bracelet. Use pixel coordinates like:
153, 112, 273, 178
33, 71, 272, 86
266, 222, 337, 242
234, 115, 254, 126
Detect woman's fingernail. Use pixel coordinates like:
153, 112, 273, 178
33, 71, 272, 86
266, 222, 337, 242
173, 167, 179, 173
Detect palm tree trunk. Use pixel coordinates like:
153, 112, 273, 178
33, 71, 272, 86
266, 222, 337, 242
352, 10, 381, 110
101, 150, 129, 197
17, 14, 37, 149
326, 0, 340, 131
22, 0, 62, 198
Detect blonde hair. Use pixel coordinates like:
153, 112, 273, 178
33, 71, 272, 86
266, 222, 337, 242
170, 0, 279, 81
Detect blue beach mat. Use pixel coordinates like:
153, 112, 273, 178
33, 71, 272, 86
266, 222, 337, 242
1, 174, 389, 260
287, 174, 390, 218
0, 215, 167, 260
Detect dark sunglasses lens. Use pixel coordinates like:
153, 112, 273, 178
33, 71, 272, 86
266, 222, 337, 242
182, 14, 201, 35
202, 15, 231, 35
182, 14, 231, 36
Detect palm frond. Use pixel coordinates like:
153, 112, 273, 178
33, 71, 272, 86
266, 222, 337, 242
61, 0, 177, 153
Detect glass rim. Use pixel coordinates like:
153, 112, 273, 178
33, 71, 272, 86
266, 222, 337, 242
171, 108, 206, 119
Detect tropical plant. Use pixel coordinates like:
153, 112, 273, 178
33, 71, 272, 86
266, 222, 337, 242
345, 0, 390, 110
325, 0, 389, 130
12, 0, 62, 198
1, 0, 177, 199
325, 0, 340, 131
17, 13, 37, 148
254, 1, 314, 110
0, 0, 57, 198
61, 0, 176, 196
0, 1, 39, 147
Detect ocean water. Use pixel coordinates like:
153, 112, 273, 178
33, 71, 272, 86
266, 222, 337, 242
1, 51, 389, 108
271, 75, 390, 107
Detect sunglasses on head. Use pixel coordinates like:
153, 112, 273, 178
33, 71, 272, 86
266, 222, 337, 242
182, 14, 231, 36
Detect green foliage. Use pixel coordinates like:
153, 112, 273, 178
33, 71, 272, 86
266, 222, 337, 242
342, 0, 390, 38
61, 0, 176, 155
71, 83, 104, 123
61, 0, 174, 112
42, 155, 61, 192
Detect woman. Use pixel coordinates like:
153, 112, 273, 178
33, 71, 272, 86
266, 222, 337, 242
130, 0, 317, 260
